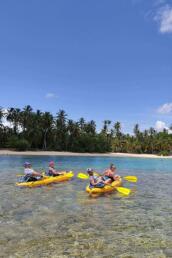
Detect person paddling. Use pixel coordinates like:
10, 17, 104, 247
24, 162, 42, 182
87, 168, 105, 188
102, 163, 120, 184
47, 161, 66, 176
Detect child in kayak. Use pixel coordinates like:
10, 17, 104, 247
102, 163, 120, 184
87, 168, 105, 188
24, 162, 42, 181
47, 161, 66, 176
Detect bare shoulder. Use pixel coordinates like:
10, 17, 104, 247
104, 169, 110, 174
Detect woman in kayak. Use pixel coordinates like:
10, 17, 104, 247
47, 161, 66, 176
102, 163, 120, 184
24, 162, 42, 181
87, 168, 105, 188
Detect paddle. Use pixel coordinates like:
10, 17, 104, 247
77, 173, 89, 179
77, 173, 132, 196
115, 187, 131, 196
77, 172, 137, 183
16, 169, 46, 178
17, 171, 74, 178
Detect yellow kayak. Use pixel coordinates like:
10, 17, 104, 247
16, 171, 74, 187
86, 178, 122, 194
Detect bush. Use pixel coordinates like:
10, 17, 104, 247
7, 136, 30, 151
15, 139, 30, 151
158, 150, 170, 156
6, 136, 18, 148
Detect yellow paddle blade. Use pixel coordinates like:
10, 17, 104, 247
68, 171, 74, 177
16, 174, 24, 177
116, 187, 131, 196
123, 176, 138, 183
77, 173, 89, 179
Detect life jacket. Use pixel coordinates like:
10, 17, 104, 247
23, 175, 38, 182
89, 176, 104, 188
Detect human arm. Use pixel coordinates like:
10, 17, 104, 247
49, 167, 66, 175
32, 169, 42, 177
55, 171, 66, 175
90, 176, 103, 185
90, 176, 98, 186
24, 168, 42, 177
49, 167, 59, 175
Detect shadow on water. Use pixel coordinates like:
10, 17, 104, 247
0, 155, 172, 257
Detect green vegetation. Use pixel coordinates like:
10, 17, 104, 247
0, 105, 172, 155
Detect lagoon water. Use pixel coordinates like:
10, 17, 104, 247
0, 155, 172, 257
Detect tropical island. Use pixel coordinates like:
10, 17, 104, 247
0, 105, 171, 156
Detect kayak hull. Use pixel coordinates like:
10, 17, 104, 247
16, 171, 74, 187
86, 178, 122, 194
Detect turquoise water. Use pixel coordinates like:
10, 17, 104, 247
0, 155, 172, 257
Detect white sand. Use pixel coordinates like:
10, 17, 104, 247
0, 150, 172, 158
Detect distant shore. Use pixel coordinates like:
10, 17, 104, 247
0, 150, 172, 159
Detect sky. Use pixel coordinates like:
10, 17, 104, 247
0, 0, 172, 133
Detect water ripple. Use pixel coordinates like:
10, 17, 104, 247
0, 156, 172, 257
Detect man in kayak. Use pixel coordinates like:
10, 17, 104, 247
24, 162, 42, 181
47, 161, 66, 176
102, 163, 120, 184
87, 168, 105, 188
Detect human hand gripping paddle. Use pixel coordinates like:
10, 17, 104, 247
77, 172, 137, 182
16, 169, 47, 178
77, 172, 138, 196
16, 170, 74, 178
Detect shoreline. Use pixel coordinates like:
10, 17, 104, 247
0, 150, 172, 159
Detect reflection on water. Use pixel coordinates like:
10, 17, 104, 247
0, 156, 172, 257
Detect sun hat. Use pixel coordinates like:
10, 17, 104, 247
49, 161, 55, 166
24, 162, 31, 166
87, 168, 93, 172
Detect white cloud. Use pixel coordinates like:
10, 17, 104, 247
45, 93, 57, 99
157, 103, 172, 114
1, 109, 12, 128
1, 109, 22, 131
155, 120, 168, 131
2, 119, 12, 127
155, 120, 172, 133
154, 5, 172, 33
2, 108, 7, 115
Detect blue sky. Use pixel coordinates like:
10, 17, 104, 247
0, 0, 172, 133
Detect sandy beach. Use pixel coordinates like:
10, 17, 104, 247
0, 150, 172, 158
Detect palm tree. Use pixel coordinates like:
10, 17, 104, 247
149, 127, 156, 137
41, 112, 53, 149
84, 120, 96, 135
114, 121, 121, 138
26, 110, 42, 149
6, 108, 21, 134
0, 107, 5, 147
133, 124, 140, 138
79, 117, 86, 132
55, 110, 68, 150
112, 122, 122, 152
21, 105, 33, 129
0, 107, 3, 125
89, 120, 96, 135
67, 119, 80, 151
102, 120, 111, 134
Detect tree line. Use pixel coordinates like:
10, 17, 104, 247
0, 105, 171, 155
